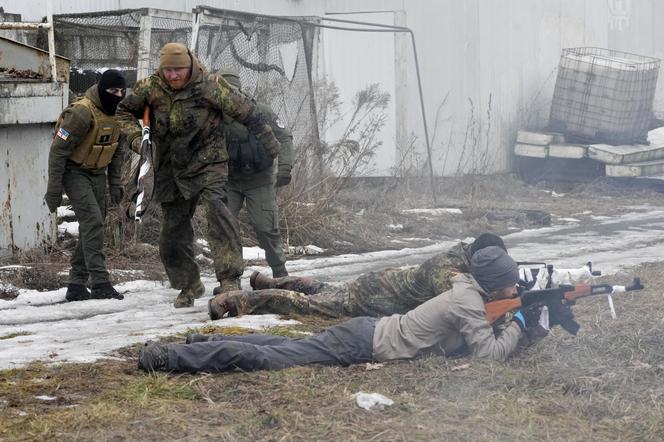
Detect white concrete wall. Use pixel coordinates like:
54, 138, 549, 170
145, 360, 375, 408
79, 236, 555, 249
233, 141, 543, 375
324, 0, 664, 176
6, 0, 664, 177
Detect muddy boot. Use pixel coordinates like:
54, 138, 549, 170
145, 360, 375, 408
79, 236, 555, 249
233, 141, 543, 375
90, 282, 124, 300
208, 291, 242, 320
174, 279, 206, 308
65, 283, 91, 302
271, 265, 288, 278
138, 341, 169, 372
212, 278, 241, 296
249, 271, 325, 294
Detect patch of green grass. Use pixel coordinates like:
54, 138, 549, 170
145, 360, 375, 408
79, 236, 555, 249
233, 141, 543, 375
111, 374, 201, 405
262, 325, 312, 338
180, 325, 256, 338
0, 331, 32, 340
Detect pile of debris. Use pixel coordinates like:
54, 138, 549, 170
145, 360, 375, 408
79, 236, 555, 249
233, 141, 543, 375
515, 127, 664, 177
515, 47, 663, 179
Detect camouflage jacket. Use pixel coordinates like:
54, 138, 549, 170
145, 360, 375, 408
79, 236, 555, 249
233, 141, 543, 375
47, 85, 124, 194
349, 242, 472, 316
115, 59, 280, 202
225, 101, 294, 189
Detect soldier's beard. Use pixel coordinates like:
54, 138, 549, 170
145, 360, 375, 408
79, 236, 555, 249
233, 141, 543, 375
166, 76, 189, 90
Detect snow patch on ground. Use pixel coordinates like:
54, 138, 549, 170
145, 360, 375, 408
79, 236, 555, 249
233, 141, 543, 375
58, 221, 79, 237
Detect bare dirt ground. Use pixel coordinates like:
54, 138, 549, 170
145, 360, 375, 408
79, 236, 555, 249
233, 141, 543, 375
2, 174, 664, 441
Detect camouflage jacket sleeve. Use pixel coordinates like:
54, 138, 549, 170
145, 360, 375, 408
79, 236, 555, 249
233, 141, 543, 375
107, 134, 126, 188
115, 79, 149, 146
47, 106, 92, 194
210, 75, 281, 158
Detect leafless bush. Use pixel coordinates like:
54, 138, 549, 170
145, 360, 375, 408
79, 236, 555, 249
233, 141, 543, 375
277, 81, 392, 250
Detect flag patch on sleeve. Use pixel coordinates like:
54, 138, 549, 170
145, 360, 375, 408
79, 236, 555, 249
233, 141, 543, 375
56, 127, 70, 140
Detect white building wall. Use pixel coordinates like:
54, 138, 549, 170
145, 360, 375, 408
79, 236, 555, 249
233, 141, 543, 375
5, 0, 664, 176
325, 0, 662, 176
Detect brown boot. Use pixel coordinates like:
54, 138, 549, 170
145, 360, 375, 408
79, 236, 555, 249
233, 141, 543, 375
173, 279, 205, 308
208, 291, 243, 320
212, 278, 241, 296
249, 271, 325, 294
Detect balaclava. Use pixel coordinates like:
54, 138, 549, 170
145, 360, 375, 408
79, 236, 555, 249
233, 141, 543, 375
97, 69, 126, 115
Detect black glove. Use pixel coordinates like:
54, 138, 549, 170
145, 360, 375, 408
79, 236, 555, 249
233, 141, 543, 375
511, 305, 541, 331
276, 173, 291, 187
44, 191, 62, 213
109, 186, 124, 206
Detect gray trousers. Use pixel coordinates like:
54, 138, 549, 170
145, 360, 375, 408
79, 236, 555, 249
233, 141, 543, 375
167, 316, 377, 373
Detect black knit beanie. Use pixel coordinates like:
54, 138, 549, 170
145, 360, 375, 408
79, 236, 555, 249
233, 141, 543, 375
470, 233, 507, 256
97, 69, 126, 115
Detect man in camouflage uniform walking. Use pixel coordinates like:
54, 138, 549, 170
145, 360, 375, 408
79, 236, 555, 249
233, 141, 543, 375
208, 234, 507, 319
217, 71, 293, 281
116, 43, 281, 308
44, 70, 127, 301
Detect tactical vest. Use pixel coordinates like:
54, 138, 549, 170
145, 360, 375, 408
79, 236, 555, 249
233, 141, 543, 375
224, 114, 274, 175
57, 97, 121, 170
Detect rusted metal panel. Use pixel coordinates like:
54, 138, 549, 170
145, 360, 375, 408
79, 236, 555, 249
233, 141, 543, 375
0, 82, 68, 124
0, 36, 64, 254
0, 125, 55, 253
0, 36, 70, 82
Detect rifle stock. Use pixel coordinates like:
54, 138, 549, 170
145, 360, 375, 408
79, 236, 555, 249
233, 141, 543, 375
485, 298, 523, 324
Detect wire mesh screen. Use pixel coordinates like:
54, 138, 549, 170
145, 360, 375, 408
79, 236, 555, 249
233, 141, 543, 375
52, 9, 193, 96
194, 9, 319, 151
53, 9, 143, 94
549, 47, 660, 145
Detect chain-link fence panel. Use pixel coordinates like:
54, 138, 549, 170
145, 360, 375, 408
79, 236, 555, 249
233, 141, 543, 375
52, 8, 193, 96
194, 8, 320, 161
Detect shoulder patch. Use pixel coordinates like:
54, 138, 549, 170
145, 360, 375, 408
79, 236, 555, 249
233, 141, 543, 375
56, 127, 71, 141
274, 118, 285, 129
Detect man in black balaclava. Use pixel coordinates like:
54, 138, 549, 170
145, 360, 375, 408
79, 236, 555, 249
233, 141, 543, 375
44, 69, 127, 302
97, 69, 127, 115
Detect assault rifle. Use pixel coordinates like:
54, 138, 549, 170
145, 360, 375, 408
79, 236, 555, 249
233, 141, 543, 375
485, 278, 644, 335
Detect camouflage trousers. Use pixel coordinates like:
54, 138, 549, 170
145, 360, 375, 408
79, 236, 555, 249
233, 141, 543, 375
211, 288, 354, 318
227, 181, 286, 274
159, 182, 243, 289
246, 274, 421, 317
63, 166, 110, 286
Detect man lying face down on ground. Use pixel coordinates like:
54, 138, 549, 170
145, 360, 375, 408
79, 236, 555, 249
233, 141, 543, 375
138, 246, 546, 373
207, 233, 508, 320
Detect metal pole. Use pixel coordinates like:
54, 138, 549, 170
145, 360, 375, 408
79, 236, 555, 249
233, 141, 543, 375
137, 13, 152, 80
46, 0, 57, 82
190, 8, 201, 52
